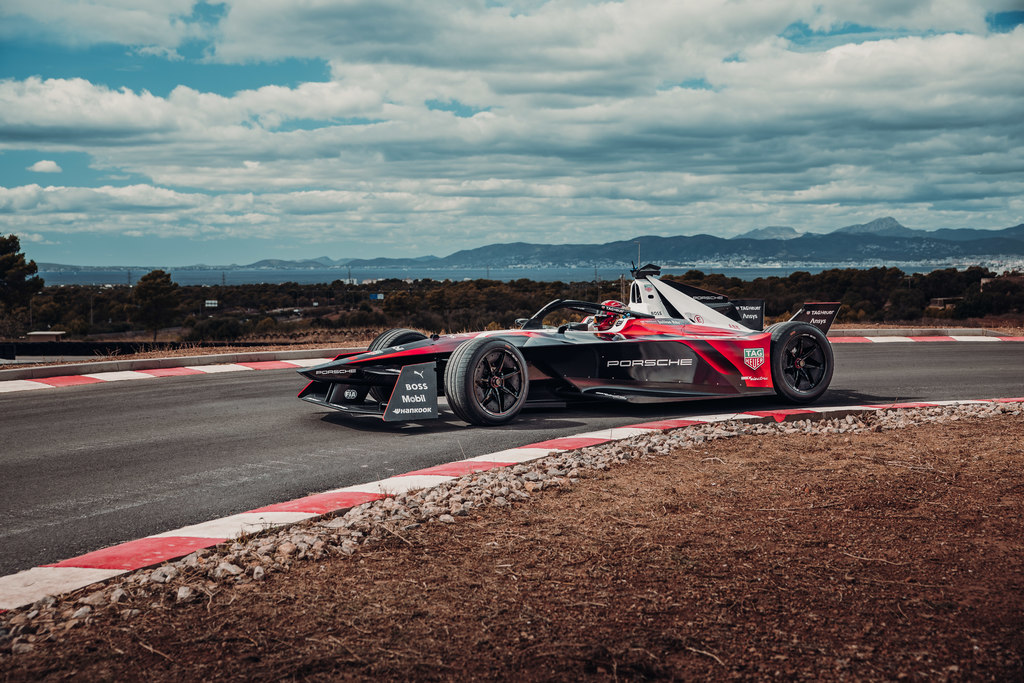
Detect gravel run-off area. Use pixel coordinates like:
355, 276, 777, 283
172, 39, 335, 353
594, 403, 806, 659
1, 401, 1022, 680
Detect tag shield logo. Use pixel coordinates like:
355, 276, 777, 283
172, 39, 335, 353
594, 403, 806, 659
744, 347, 765, 370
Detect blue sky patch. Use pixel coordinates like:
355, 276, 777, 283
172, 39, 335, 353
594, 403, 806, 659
0, 38, 330, 97
987, 11, 1024, 32
426, 99, 490, 117
0, 150, 149, 188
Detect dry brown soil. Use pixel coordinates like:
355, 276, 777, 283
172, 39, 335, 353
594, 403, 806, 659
2, 415, 1023, 681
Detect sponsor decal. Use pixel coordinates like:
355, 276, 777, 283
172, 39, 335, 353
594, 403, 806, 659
607, 358, 694, 368
383, 362, 438, 421
741, 376, 769, 382
317, 368, 355, 375
743, 347, 765, 370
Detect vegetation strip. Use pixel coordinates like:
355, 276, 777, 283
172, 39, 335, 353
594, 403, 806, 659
0, 397, 1020, 613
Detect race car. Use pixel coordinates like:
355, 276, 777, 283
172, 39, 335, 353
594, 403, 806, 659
298, 264, 840, 426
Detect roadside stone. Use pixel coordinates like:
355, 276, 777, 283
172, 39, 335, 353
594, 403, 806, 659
109, 588, 127, 604
70, 606, 91, 620
32, 595, 56, 610
151, 566, 178, 583
175, 586, 196, 604
252, 566, 266, 581
78, 590, 108, 607
438, 514, 456, 524
212, 562, 244, 579
276, 541, 297, 557
11, 641, 35, 655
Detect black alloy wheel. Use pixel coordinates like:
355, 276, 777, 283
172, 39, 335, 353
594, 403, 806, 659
770, 321, 834, 403
444, 337, 529, 425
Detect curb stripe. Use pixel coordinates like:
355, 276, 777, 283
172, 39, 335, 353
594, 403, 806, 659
43, 537, 225, 571
398, 460, 512, 478
237, 361, 299, 370
0, 358, 335, 394
249, 491, 389, 514
0, 568, 126, 610
34, 376, 104, 387
139, 367, 206, 377
742, 408, 818, 422
526, 436, 612, 450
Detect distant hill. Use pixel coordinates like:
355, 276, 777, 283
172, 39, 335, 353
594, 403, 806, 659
732, 226, 802, 240
833, 216, 920, 238
35, 218, 1024, 273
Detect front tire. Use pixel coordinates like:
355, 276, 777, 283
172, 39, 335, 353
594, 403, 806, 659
367, 328, 428, 403
444, 338, 529, 426
770, 322, 834, 403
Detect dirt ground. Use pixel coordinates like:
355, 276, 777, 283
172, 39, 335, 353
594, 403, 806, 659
2, 415, 1023, 681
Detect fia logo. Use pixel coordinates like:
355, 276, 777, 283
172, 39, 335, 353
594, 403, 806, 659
743, 347, 765, 370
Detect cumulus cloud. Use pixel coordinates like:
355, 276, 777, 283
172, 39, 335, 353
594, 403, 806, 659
27, 160, 62, 173
0, 1, 1022, 261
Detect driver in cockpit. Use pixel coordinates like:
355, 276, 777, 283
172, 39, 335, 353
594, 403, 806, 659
583, 300, 626, 331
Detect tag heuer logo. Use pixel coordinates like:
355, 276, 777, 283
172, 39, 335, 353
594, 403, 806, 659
744, 347, 764, 370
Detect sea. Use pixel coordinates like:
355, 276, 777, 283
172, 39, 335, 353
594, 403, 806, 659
36, 264, 949, 287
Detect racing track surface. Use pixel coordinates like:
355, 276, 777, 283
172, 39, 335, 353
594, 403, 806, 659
2, 341, 1022, 577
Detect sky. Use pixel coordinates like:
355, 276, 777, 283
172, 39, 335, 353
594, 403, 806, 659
1, 1, 1022, 267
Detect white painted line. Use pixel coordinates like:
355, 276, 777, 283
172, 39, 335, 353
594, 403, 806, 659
82, 370, 157, 382
185, 364, 253, 373
464, 447, 556, 463
950, 336, 1000, 342
0, 566, 126, 610
332, 475, 455, 496
0, 380, 52, 393
865, 336, 915, 343
147, 512, 316, 539
926, 399, 990, 406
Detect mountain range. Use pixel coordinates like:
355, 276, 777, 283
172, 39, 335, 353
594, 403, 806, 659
37, 218, 1024, 272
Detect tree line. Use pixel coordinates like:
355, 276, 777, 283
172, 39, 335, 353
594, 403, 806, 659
2, 235, 1022, 342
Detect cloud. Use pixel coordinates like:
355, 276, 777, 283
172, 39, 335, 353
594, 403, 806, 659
27, 159, 62, 173
0, 1, 1021, 263
0, 0, 207, 53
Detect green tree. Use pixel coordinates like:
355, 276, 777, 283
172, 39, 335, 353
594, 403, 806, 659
134, 269, 180, 341
0, 234, 45, 336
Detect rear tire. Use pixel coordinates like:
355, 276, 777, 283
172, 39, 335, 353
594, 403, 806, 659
444, 337, 529, 426
367, 328, 428, 403
770, 321, 834, 404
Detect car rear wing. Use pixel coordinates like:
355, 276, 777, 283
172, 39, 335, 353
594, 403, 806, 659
630, 264, 766, 331
788, 302, 842, 334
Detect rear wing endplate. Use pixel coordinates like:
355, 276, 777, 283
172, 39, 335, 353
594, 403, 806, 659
789, 302, 841, 334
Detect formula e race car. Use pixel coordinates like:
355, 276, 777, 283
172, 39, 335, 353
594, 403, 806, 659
298, 264, 840, 426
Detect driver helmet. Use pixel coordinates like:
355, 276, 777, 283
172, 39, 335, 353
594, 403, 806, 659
595, 300, 626, 331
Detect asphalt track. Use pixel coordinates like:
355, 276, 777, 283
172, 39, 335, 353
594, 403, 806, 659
1, 342, 1022, 577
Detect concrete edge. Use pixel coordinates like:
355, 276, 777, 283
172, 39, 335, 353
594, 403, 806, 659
0, 348, 359, 381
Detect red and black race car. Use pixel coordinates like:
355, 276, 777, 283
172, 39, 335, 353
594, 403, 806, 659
298, 264, 840, 426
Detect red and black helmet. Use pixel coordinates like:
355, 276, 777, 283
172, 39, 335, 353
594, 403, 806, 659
595, 300, 626, 331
